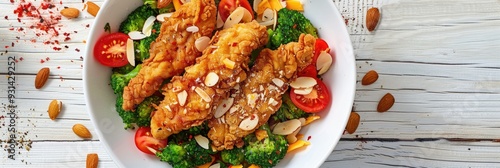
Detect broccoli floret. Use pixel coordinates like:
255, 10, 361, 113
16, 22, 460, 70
110, 64, 141, 95
156, 121, 214, 167
272, 93, 311, 122
158, 3, 175, 13
114, 94, 161, 129
134, 21, 161, 62
143, 0, 157, 9
269, 8, 318, 49
244, 124, 288, 168
221, 147, 245, 165
112, 64, 135, 74
119, 5, 158, 34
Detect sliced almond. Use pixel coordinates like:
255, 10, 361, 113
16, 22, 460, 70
126, 38, 135, 66
258, 19, 274, 27
214, 97, 234, 118
177, 90, 188, 106
128, 31, 147, 40
241, 7, 253, 22
290, 77, 317, 89
209, 163, 221, 168
72, 123, 92, 139
195, 36, 211, 52
142, 16, 156, 36
247, 93, 259, 108
304, 115, 320, 126
156, 12, 173, 22
186, 25, 199, 33
205, 72, 219, 87
286, 126, 301, 144
316, 51, 333, 75
293, 87, 313, 95
35, 67, 50, 89
298, 118, 306, 126
272, 9, 277, 30
195, 87, 211, 102
47, 100, 62, 120
272, 78, 284, 87
223, 7, 245, 29
239, 114, 259, 131
253, 0, 262, 12
262, 8, 274, 22
272, 119, 302, 135
223, 58, 235, 69
216, 12, 224, 28
86, 153, 98, 168
194, 135, 210, 149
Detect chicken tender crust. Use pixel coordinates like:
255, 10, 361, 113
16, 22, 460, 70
208, 34, 316, 150
122, 0, 216, 111
151, 21, 269, 140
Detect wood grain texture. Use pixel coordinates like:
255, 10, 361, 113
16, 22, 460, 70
0, 0, 499, 167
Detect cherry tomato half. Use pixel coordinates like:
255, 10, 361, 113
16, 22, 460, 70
219, 0, 254, 22
290, 78, 331, 113
313, 38, 330, 64
93, 32, 129, 67
297, 64, 318, 78
134, 127, 168, 155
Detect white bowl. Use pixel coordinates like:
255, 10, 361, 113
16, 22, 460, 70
83, 0, 355, 167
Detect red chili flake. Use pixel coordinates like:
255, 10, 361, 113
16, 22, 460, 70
307, 136, 312, 141
232, 42, 238, 47
73, 31, 78, 33
293, 24, 297, 29
4, 16, 7, 20
152, 29, 156, 34
85, 24, 90, 28
71, 60, 74, 62
15, 59, 18, 63
57, 66, 61, 69
17, 27, 24, 31
80, 56, 83, 60
9, 27, 14, 31
44, 41, 50, 45
11, 42, 14, 47
17, 18, 21, 22
10, 0, 14, 3
54, 40, 59, 44
40, 59, 45, 63
4, 46, 9, 49
46, 57, 50, 61
63, 32, 70, 36
189, 135, 193, 139
75, 48, 80, 52
64, 37, 71, 41
19, 57, 24, 61
64, 45, 69, 48
53, 47, 61, 51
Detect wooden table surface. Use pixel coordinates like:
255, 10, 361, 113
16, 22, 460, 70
1, 0, 500, 167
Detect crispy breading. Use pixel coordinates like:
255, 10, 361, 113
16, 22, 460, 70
208, 34, 316, 150
122, 0, 217, 111
151, 21, 269, 140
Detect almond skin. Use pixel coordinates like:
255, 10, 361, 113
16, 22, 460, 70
345, 112, 360, 134
60, 7, 80, 19
86, 153, 98, 168
361, 70, 379, 85
35, 67, 50, 89
377, 93, 395, 112
366, 7, 380, 32
73, 124, 92, 139
47, 100, 62, 120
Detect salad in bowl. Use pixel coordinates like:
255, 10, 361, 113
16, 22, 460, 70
83, 0, 355, 167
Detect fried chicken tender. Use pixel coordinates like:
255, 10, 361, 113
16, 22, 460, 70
122, 0, 217, 111
208, 34, 316, 150
151, 21, 269, 140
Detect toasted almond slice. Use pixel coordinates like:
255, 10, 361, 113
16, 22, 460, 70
194, 135, 210, 149
290, 77, 316, 89
177, 90, 188, 106
272, 78, 284, 87
241, 7, 253, 22
247, 93, 259, 108
262, 8, 274, 21
267, 97, 279, 106
146, 146, 158, 154
142, 16, 156, 36
286, 126, 301, 144
156, 12, 173, 22
293, 87, 313, 95
304, 115, 321, 126
186, 25, 199, 33
223, 7, 245, 29
126, 38, 135, 66
223, 58, 236, 69
272, 8, 278, 30
316, 51, 333, 75
195, 87, 212, 102
209, 163, 221, 168
258, 19, 274, 27
214, 97, 234, 118
204, 72, 219, 87
253, 0, 262, 12
216, 12, 224, 28
128, 31, 147, 40
239, 114, 259, 131
272, 119, 302, 135
287, 139, 310, 153
298, 118, 306, 126
195, 36, 211, 52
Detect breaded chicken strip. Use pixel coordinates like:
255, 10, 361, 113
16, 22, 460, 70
151, 21, 268, 140
122, 0, 216, 111
208, 34, 316, 150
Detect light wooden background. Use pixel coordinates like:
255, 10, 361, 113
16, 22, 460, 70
1, 0, 500, 167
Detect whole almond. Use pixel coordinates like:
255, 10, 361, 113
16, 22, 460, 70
366, 7, 380, 31
35, 67, 50, 89
60, 7, 80, 19
47, 100, 62, 120
377, 93, 395, 112
73, 124, 92, 139
345, 112, 360, 134
86, 1, 100, 17
86, 153, 98, 168
361, 70, 379, 85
